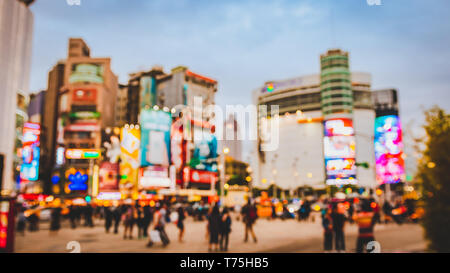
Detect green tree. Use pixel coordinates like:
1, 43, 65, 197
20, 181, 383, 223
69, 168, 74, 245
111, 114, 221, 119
417, 106, 450, 252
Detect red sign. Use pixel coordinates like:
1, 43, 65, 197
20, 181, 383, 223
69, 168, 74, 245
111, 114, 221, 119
65, 123, 100, 132
0, 198, 15, 252
72, 88, 97, 102
99, 162, 119, 192
186, 168, 218, 184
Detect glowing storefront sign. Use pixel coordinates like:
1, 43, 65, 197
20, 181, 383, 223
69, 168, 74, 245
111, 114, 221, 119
323, 118, 357, 185
20, 123, 40, 181
374, 115, 405, 184
120, 127, 141, 189
66, 149, 100, 159
140, 109, 172, 167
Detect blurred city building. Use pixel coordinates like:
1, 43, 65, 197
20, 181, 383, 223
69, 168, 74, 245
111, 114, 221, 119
54, 38, 119, 197
0, 0, 34, 194
220, 114, 243, 161
251, 49, 377, 194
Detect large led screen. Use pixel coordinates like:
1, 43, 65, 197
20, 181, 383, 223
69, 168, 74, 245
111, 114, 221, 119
374, 115, 405, 184
20, 123, 40, 181
140, 109, 171, 167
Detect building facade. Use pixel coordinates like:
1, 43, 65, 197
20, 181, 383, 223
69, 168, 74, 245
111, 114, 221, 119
0, 0, 34, 194
55, 38, 119, 196
251, 49, 377, 192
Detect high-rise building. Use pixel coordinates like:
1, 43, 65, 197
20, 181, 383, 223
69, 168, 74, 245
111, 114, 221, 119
252, 49, 377, 193
56, 38, 119, 196
0, 0, 34, 194
126, 66, 217, 124
220, 114, 242, 161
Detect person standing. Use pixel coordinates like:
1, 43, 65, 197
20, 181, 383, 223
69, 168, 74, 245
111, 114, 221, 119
331, 203, 347, 252
176, 206, 186, 242
207, 204, 221, 252
322, 207, 333, 252
146, 204, 170, 247
241, 200, 258, 243
136, 205, 145, 239
219, 207, 232, 251
104, 206, 113, 233
354, 201, 376, 253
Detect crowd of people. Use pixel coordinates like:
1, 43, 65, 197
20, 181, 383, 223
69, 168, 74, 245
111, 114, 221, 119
15, 195, 418, 252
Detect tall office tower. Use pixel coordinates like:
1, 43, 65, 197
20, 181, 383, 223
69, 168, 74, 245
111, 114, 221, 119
320, 49, 353, 119
221, 114, 242, 161
0, 0, 34, 194
57, 38, 119, 196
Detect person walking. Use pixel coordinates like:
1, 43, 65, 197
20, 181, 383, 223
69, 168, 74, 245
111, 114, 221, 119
176, 206, 186, 242
219, 207, 232, 251
136, 205, 145, 239
122, 205, 136, 239
207, 204, 221, 252
104, 206, 113, 233
322, 207, 333, 252
84, 204, 94, 227
241, 200, 258, 243
146, 204, 170, 247
16, 207, 27, 235
331, 203, 347, 252
112, 205, 122, 234
49, 205, 62, 234
68, 205, 77, 229
354, 201, 377, 253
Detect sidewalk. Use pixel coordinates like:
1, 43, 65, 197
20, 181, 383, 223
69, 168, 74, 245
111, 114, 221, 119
14, 216, 426, 253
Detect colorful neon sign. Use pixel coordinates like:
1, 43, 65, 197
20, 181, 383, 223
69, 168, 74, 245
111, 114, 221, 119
66, 149, 100, 159
20, 123, 40, 181
374, 115, 405, 184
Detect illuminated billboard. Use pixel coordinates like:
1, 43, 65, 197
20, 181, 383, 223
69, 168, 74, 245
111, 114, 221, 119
140, 109, 171, 167
374, 115, 405, 184
323, 136, 356, 158
323, 118, 357, 185
120, 126, 140, 189
324, 118, 354, 136
139, 166, 171, 189
66, 149, 100, 159
189, 127, 218, 172
20, 123, 40, 181
99, 162, 119, 192
69, 63, 104, 84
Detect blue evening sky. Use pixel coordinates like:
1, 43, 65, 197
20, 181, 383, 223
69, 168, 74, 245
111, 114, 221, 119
29, 0, 450, 142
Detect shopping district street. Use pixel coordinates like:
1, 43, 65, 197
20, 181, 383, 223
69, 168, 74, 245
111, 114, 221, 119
15, 215, 426, 253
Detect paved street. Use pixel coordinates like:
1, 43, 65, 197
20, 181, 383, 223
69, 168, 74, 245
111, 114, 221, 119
15, 214, 427, 253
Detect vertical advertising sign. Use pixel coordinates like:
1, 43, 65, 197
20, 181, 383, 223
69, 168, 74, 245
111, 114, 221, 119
140, 109, 172, 167
374, 115, 405, 184
189, 126, 218, 173
139, 76, 157, 109
323, 118, 357, 185
99, 162, 120, 192
120, 126, 141, 189
20, 123, 41, 182
171, 118, 186, 185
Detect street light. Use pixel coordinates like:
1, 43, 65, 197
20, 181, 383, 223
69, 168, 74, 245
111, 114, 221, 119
220, 147, 230, 206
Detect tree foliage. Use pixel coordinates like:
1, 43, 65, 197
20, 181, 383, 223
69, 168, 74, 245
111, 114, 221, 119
417, 106, 450, 252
